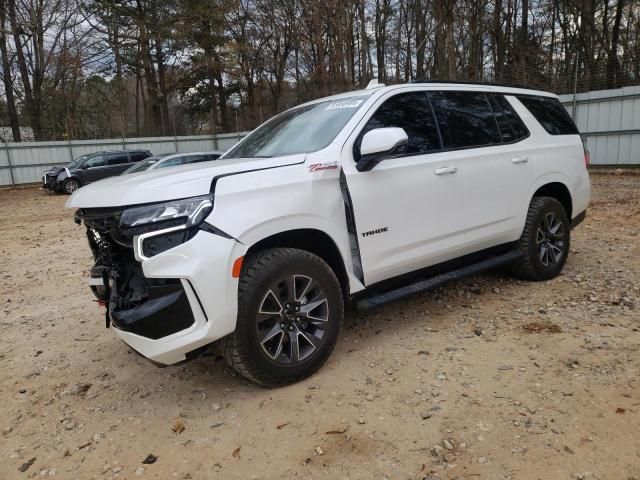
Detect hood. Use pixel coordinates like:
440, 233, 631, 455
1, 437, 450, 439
44, 166, 65, 176
65, 154, 305, 209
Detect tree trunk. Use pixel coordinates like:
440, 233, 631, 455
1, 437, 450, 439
0, 0, 21, 141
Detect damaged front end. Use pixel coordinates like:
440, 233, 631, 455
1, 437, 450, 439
76, 208, 197, 340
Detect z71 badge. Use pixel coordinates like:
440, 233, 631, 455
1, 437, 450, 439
309, 161, 338, 172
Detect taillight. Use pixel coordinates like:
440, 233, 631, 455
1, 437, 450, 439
582, 139, 590, 167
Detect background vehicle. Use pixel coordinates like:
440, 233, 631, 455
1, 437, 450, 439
43, 150, 152, 194
67, 82, 590, 387
121, 151, 223, 175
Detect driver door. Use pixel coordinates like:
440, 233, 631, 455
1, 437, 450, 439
341, 90, 467, 286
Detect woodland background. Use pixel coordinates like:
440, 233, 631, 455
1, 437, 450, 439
0, 0, 638, 141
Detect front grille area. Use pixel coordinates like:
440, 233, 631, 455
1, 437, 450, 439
78, 208, 196, 339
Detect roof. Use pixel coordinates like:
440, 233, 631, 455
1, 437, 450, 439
297, 80, 556, 109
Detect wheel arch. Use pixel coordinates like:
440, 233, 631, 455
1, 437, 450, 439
531, 181, 572, 219
245, 229, 350, 297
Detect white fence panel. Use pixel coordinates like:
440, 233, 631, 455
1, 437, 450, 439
559, 85, 640, 166
0, 132, 248, 186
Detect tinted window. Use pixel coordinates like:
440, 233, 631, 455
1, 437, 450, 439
182, 155, 209, 164
83, 155, 107, 168
130, 152, 150, 162
107, 153, 130, 165
157, 157, 183, 169
206, 153, 221, 161
488, 94, 529, 142
429, 92, 501, 149
516, 96, 579, 135
361, 92, 441, 155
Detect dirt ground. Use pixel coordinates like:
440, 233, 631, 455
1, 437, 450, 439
1, 174, 639, 480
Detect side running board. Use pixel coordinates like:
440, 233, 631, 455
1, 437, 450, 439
356, 249, 523, 311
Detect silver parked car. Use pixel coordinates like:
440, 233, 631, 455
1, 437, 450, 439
121, 151, 223, 175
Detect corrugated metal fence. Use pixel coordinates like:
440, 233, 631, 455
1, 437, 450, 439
559, 85, 640, 167
0, 132, 248, 186
2, 85, 639, 186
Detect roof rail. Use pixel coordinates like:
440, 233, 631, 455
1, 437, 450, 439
410, 79, 543, 91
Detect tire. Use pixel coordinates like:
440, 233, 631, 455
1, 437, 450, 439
222, 248, 344, 387
62, 178, 81, 194
510, 196, 570, 281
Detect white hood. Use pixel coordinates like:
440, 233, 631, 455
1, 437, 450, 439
65, 155, 305, 209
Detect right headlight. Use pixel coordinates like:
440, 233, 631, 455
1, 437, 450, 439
119, 195, 214, 261
120, 195, 213, 236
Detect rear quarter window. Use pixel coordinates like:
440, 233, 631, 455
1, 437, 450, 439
517, 96, 579, 135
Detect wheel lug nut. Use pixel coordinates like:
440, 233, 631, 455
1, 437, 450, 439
285, 303, 290, 308
296, 317, 300, 322
288, 325, 294, 331
295, 306, 299, 311
280, 323, 285, 329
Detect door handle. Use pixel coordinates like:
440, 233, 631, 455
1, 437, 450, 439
434, 166, 458, 175
511, 156, 529, 164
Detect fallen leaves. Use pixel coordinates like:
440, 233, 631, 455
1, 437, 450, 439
18, 457, 36, 472
522, 321, 562, 333
232, 446, 241, 458
171, 418, 185, 434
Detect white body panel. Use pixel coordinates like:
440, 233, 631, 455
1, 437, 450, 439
66, 82, 590, 365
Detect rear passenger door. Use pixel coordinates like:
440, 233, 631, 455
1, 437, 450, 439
428, 91, 534, 249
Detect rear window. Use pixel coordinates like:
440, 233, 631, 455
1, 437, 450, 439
429, 91, 502, 149
517, 96, 579, 135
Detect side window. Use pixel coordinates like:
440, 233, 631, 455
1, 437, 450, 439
107, 153, 130, 165
360, 92, 441, 155
130, 152, 149, 162
516, 96, 579, 135
429, 91, 502, 149
182, 155, 207, 164
207, 153, 221, 161
488, 94, 529, 142
83, 155, 107, 168
157, 158, 182, 168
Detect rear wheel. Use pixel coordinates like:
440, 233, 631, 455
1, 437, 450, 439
62, 178, 81, 194
510, 196, 570, 281
222, 248, 344, 387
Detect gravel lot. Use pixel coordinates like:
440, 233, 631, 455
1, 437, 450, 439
1, 174, 639, 480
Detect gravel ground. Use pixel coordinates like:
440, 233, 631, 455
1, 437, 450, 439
1, 174, 639, 480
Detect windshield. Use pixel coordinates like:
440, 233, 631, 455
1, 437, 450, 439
224, 94, 371, 159
122, 158, 159, 174
68, 154, 92, 169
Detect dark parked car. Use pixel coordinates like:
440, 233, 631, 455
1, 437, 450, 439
42, 150, 152, 194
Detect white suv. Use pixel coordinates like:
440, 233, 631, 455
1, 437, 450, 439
67, 81, 590, 386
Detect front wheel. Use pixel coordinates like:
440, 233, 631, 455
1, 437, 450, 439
222, 248, 344, 387
62, 178, 81, 194
510, 196, 570, 281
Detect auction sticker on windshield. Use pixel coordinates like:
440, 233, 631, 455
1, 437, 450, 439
325, 99, 364, 110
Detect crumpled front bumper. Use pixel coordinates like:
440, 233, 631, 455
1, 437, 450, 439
42, 174, 59, 191
108, 229, 246, 365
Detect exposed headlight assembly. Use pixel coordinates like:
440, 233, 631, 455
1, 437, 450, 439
120, 195, 213, 261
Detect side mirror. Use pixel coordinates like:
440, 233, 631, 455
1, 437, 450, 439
356, 127, 408, 172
